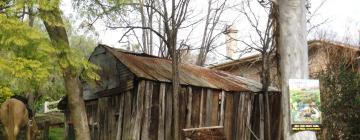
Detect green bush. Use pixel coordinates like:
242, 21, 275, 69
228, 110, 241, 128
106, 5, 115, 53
320, 64, 360, 140
48, 127, 65, 140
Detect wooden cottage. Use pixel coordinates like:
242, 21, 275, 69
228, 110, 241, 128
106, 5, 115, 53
82, 44, 281, 140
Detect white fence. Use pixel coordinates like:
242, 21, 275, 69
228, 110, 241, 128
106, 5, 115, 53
43, 99, 61, 113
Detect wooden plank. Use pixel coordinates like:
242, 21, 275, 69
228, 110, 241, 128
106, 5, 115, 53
141, 81, 153, 140
191, 88, 201, 128
182, 126, 226, 140
205, 89, 213, 126
158, 83, 166, 140
132, 80, 146, 140
241, 94, 247, 139
199, 88, 206, 127
122, 91, 134, 140
115, 93, 125, 140
165, 84, 173, 140
95, 99, 101, 140
219, 91, 225, 126
97, 98, 108, 140
211, 91, 220, 126
236, 93, 244, 140
186, 87, 192, 128
109, 97, 117, 139
224, 93, 234, 140
246, 94, 253, 139
150, 82, 160, 140
232, 94, 240, 140
179, 86, 188, 140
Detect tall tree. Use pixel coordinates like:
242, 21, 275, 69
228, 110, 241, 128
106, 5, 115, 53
195, 0, 227, 66
0, 1, 62, 106
237, 0, 279, 139
278, 0, 316, 139
38, 2, 91, 140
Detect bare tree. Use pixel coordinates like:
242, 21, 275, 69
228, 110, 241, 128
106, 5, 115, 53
195, 0, 228, 66
79, 0, 191, 139
235, 0, 279, 139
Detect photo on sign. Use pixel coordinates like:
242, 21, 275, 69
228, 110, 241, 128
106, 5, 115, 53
289, 79, 321, 127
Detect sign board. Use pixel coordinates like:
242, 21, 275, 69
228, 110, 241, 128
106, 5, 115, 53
289, 79, 321, 131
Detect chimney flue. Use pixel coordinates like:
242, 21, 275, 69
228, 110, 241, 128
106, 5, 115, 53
224, 25, 238, 60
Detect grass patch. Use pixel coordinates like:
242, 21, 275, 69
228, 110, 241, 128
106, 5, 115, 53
49, 127, 65, 140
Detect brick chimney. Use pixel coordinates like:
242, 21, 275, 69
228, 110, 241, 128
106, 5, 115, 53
224, 25, 238, 59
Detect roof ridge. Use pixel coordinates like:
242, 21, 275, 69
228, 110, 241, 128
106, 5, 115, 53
98, 44, 164, 59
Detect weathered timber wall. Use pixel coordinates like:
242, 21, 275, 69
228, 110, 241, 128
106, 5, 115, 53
85, 79, 281, 140
83, 46, 134, 101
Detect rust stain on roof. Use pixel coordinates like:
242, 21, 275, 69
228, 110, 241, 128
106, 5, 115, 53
100, 45, 278, 92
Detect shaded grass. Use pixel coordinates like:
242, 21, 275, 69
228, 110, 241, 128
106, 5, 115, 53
49, 127, 65, 140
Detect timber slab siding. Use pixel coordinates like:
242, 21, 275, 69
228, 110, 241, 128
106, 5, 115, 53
84, 80, 281, 140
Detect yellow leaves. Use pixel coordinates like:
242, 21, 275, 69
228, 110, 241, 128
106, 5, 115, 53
38, 0, 64, 27
0, 86, 13, 103
0, 15, 53, 50
13, 37, 29, 46
2, 57, 50, 83
38, 0, 60, 11
57, 47, 100, 82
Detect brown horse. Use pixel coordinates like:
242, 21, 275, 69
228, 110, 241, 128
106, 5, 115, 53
0, 99, 38, 140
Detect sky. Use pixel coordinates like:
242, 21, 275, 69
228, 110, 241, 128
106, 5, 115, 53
307, 0, 360, 43
61, 0, 360, 64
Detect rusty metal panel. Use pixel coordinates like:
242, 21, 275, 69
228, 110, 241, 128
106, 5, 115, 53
97, 45, 279, 93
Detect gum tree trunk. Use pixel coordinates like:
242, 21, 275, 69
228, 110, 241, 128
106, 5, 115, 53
39, 6, 91, 140
278, 0, 317, 140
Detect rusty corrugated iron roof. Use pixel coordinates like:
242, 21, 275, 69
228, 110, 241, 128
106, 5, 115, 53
99, 45, 278, 92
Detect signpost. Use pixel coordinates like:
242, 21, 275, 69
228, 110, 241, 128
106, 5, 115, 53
289, 79, 321, 131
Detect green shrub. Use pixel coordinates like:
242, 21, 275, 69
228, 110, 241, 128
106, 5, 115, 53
48, 127, 65, 140
320, 64, 360, 140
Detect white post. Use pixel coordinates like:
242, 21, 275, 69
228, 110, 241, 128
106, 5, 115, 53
44, 101, 49, 113
278, 0, 317, 140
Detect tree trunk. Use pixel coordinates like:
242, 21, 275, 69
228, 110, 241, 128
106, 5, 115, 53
259, 94, 265, 140
169, 36, 180, 140
39, 6, 91, 140
260, 53, 272, 140
28, 5, 34, 27
278, 0, 316, 140
195, 0, 212, 66
139, 0, 148, 53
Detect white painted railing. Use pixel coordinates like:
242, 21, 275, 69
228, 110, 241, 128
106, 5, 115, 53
44, 99, 61, 113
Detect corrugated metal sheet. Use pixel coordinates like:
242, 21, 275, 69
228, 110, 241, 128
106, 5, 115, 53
99, 45, 278, 92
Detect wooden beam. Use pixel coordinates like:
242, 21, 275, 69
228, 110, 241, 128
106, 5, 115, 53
165, 84, 173, 140
191, 88, 201, 128
224, 93, 234, 140
158, 83, 166, 140
182, 126, 226, 140
121, 91, 133, 140
131, 80, 146, 140
211, 91, 220, 126
141, 81, 153, 140
150, 82, 160, 140
115, 92, 125, 140
199, 88, 206, 127
186, 87, 193, 128
205, 89, 213, 126
219, 91, 225, 126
